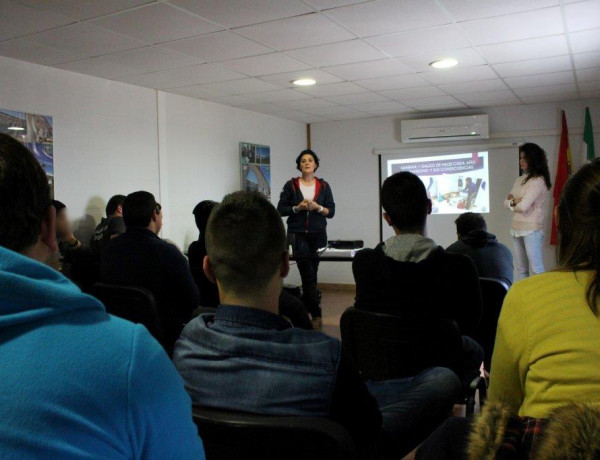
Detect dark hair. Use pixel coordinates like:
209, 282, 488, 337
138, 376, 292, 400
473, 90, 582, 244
206, 191, 286, 294
519, 143, 552, 189
557, 159, 600, 314
193, 200, 218, 252
51, 200, 66, 214
123, 191, 157, 228
455, 212, 487, 237
381, 171, 428, 232
0, 133, 51, 252
106, 195, 126, 216
295, 149, 320, 172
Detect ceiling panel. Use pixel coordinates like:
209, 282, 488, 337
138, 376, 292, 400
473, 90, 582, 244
365, 25, 470, 57
324, 58, 414, 80
273, 98, 339, 110
26, 23, 147, 59
569, 29, 600, 54
438, 78, 508, 94
94, 46, 201, 73
286, 39, 384, 67
55, 57, 142, 79
459, 7, 563, 46
219, 52, 311, 76
188, 78, 282, 95
0, 0, 73, 41
455, 90, 521, 105
295, 81, 366, 97
325, 0, 451, 37
324, 91, 390, 105
258, 68, 343, 88
513, 82, 577, 97
0, 38, 77, 65
91, 3, 222, 44
504, 70, 575, 89
379, 86, 447, 100
160, 31, 272, 62
235, 13, 355, 51
239, 89, 310, 103
477, 35, 569, 63
403, 95, 467, 110
439, 0, 558, 22
419, 65, 497, 84
573, 51, 600, 69
576, 67, 600, 82
491, 55, 573, 77
398, 48, 485, 73
169, 0, 314, 28
13, 0, 155, 21
564, 0, 600, 32
353, 74, 431, 91
348, 100, 409, 112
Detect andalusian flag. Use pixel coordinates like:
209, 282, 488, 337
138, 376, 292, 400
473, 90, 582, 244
550, 110, 572, 245
583, 107, 595, 162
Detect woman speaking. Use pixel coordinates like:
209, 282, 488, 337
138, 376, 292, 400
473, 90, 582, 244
504, 143, 552, 280
277, 149, 335, 329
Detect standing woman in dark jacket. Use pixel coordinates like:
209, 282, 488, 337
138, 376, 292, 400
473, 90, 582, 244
277, 149, 335, 329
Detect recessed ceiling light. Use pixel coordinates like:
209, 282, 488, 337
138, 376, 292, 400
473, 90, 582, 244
7, 126, 25, 131
429, 58, 458, 69
292, 78, 316, 87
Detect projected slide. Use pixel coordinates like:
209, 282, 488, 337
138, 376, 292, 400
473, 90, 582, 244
387, 152, 489, 214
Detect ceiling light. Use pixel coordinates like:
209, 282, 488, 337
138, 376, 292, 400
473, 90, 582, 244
7, 126, 24, 131
429, 58, 458, 69
292, 78, 316, 87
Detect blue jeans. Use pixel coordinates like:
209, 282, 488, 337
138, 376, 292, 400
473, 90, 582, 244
512, 231, 545, 280
366, 367, 461, 458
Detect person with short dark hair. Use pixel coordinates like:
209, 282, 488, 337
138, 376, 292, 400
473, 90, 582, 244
90, 194, 126, 257
174, 191, 460, 458
101, 191, 200, 353
188, 199, 312, 329
353, 171, 483, 382
447, 212, 514, 286
277, 149, 335, 329
0, 133, 204, 458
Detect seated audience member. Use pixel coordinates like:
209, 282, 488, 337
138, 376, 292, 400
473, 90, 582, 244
188, 199, 313, 329
188, 200, 220, 308
0, 134, 204, 458
446, 212, 514, 286
101, 191, 200, 352
51, 200, 92, 278
90, 194, 126, 257
416, 159, 600, 459
353, 171, 483, 382
174, 191, 461, 457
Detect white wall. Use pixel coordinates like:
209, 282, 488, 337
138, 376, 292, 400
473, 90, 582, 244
159, 92, 306, 254
0, 56, 160, 241
311, 99, 600, 284
0, 56, 307, 269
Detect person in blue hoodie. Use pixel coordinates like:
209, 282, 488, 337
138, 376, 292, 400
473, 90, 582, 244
0, 133, 204, 459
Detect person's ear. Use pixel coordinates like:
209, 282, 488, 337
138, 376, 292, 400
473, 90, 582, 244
40, 205, 58, 253
426, 199, 432, 215
383, 212, 393, 227
281, 251, 290, 278
203, 255, 217, 284
117, 204, 123, 214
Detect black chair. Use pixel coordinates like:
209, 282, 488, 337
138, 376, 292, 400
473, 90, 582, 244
192, 406, 360, 460
473, 278, 509, 371
340, 307, 486, 416
89, 283, 166, 350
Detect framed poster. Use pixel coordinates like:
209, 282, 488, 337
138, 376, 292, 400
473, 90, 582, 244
0, 109, 54, 198
240, 142, 270, 199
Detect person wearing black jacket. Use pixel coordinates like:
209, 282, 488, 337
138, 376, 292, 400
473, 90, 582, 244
277, 149, 335, 329
353, 171, 484, 383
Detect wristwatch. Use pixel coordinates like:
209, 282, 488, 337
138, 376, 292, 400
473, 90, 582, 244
292, 206, 298, 213
318, 206, 324, 213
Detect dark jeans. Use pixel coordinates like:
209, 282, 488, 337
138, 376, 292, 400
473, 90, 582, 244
366, 367, 462, 458
291, 232, 328, 319
461, 335, 484, 386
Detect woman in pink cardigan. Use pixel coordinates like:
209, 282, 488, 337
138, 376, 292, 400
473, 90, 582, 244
504, 143, 552, 280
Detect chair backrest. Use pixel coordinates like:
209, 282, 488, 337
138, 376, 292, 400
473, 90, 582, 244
89, 283, 165, 346
193, 406, 358, 460
340, 307, 463, 381
473, 277, 509, 370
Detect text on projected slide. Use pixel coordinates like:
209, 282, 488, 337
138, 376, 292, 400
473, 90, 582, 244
387, 152, 489, 214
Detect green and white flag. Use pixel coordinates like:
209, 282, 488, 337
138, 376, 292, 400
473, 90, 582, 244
583, 107, 595, 162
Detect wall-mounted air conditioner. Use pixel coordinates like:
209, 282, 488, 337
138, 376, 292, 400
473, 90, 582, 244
401, 115, 489, 143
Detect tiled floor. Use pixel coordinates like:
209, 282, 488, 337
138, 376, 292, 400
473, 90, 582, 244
319, 285, 355, 339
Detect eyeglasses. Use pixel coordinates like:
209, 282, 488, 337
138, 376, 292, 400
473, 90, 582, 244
155, 203, 162, 213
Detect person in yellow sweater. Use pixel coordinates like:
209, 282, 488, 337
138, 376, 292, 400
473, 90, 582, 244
414, 159, 600, 460
490, 158, 600, 417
